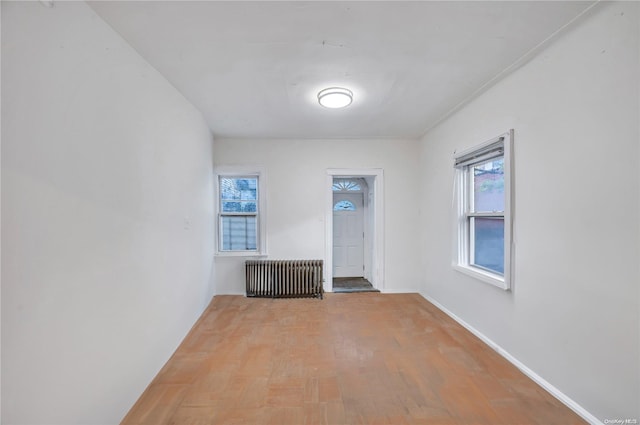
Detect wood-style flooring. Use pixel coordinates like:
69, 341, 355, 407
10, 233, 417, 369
121, 293, 586, 425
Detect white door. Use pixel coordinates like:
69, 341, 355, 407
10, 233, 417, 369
333, 193, 364, 277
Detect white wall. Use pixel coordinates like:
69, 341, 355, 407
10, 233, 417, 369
213, 138, 421, 295
0, 2, 3, 418
1, 2, 215, 424
418, 2, 639, 422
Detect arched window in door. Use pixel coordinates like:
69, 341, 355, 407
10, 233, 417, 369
333, 200, 356, 211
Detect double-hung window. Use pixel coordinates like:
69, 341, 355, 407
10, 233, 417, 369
453, 130, 513, 290
217, 174, 263, 253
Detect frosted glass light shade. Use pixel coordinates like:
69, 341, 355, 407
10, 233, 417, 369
318, 87, 353, 108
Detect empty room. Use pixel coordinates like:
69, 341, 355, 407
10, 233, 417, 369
1, 1, 638, 424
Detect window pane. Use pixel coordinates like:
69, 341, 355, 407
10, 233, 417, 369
221, 216, 257, 251
473, 158, 504, 212
332, 179, 362, 191
333, 200, 356, 211
222, 201, 257, 213
472, 217, 504, 274
220, 178, 257, 201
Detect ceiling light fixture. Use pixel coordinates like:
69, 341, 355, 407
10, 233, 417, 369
317, 87, 353, 109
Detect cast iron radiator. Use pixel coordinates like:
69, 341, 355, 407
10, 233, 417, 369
245, 260, 324, 299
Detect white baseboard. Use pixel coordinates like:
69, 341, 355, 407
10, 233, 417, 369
420, 292, 603, 425
381, 288, 420, 294
215, 292, 245, 296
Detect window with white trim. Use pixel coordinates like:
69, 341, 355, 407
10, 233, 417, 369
453, 130, 513, 290
217, 174, 263, 254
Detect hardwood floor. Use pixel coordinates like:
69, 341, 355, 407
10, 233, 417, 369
121, 293, 586, 425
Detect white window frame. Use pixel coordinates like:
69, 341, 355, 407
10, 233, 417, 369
453, 130, 513, 290
214, 166, 267, 257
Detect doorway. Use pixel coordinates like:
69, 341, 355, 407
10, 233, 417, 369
325, 169, 385, 293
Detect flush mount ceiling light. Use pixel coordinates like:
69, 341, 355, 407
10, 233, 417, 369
317, 87, 353, 108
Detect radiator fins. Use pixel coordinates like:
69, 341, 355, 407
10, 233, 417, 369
245, 260, 324, 299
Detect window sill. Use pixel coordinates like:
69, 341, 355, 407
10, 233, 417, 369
452, 264, 510, 290
215, 251, 268, 258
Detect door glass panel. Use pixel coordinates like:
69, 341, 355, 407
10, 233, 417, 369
334, 200, 356, 211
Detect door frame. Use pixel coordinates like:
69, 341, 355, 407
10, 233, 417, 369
325, 168, 385, 293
